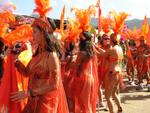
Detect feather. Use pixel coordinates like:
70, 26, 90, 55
146, 26, 150, 46
111, 11, 128, 33
0, 11, 15, 24
141, 15, 149, 38
4, 24, 32, 44
60, 5, 66, 35
33, 0, 52, 16
100, 16, 112, 33
72, 5, 96, 32
0, 22, 9, 38
65, 18, 82, 42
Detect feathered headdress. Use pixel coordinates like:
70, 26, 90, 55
33, 0, 52, 16
111, 11, 128, 34
72, 5, 96, 32
100, 16, 112, 34
32, 0, 53, 33
140, 15, 149, 39
4, 24, 32, 44
121, 27, 141, 40
0, 23, 9, 38
65, 18, 82, 42
0, 11, 15, 24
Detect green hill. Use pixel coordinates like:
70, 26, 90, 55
91, 18, 150, 29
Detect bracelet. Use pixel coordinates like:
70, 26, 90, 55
15, 58, 19, 63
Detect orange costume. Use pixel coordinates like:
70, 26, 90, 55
126, 45, 137, 81
16, 51, 69, 113
11, 0, 69, 112
136, 42, 150, 84
72, 52, 98, 113
0, 50, 21, 113
71, 31, 98, 113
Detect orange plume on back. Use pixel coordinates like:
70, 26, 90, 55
121, 27, 141, 40
0, 23, 9, 38
72, 5, 96, 32
4, 24, 32, 44
111, 11, 128, 33
65, 18, 82, 42
33, 0, 52, 16
0, 11, 15, 24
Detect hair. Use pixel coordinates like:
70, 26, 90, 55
79, 31, 95, 57
45, 33, 62, 58
65, 42, 75, 58
0, 40, 4, 80
33, 19, 62, 58
110, 33, 118, 45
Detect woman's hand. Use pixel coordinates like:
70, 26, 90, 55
10, 90, 30, 103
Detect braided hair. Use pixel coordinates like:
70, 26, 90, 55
0, 40, 4, 81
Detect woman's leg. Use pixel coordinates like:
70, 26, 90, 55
112, 82, 122, 112
104, 75, 116, 113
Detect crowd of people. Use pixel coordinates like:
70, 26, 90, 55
0, 0, 150, 113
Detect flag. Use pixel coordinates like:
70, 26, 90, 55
96, 0, 101, 34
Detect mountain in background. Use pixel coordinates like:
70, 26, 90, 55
91, 18, 150, 29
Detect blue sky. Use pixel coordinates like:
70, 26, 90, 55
1, 0, 150, 20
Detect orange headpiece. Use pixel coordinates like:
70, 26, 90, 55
111, 11, 128, 34
32, 0, 55, 33
101, 16, 112, 34
72, 5, 96, 32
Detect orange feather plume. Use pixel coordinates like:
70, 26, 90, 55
121, 27, 141, 40
100, 16, 112, 34
111, 11, 128, 33
60, 5, 66, 35
146, 26, 150, 46
0, 11, 15, 24
0, 23, 9, 38
141, 15, 149, 38
33, 0, 52, 16
72, 5, 96, 32
65, 18, 82, 42
4, 24, 32, 44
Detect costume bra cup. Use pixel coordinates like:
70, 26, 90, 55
27, 52, 60, 90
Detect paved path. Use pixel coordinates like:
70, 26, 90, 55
97, 81, 150, 113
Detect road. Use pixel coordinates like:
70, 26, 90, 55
97, 80, 150, 113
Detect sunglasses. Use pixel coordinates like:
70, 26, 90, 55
103, 38, 110, 40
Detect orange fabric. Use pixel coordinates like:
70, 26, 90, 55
0, 53, 21, 113
72, 54, 98, 113
136, 45, 150, 78
19, 52, 69, 113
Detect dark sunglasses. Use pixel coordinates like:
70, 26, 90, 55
103, 38, 110, 40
